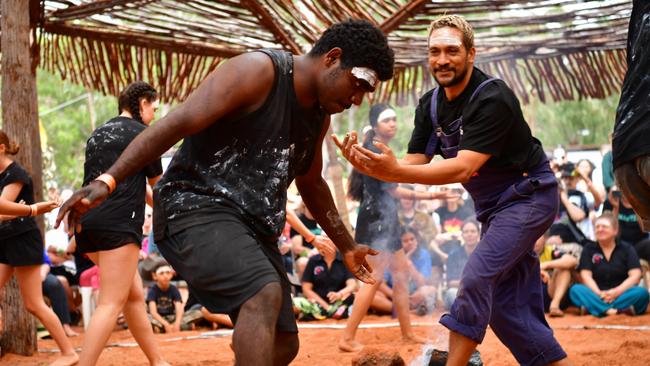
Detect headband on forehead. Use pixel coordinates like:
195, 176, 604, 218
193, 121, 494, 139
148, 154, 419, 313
428, 37, 462, 47
377, 108, 396, 123
351, 67, 378, 88
155, 265, 172, 274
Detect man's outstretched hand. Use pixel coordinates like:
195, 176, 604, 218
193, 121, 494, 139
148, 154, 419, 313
342, 244, 380, 284
55, 181, 111, 234
332, 132, 400, 182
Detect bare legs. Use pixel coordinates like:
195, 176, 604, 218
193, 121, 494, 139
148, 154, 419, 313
339, 250, 425, 352
0, 263, 78, 366
79, 245, 168, 366
232, 282, 298, 366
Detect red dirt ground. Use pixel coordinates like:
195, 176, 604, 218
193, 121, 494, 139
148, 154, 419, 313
3, 311, 650, 365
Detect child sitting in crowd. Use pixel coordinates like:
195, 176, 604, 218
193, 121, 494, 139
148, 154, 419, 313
147, 264, 188, 333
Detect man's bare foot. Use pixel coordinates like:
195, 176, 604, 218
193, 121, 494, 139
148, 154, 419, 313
48, 352, 79, 366
63, 324, 79, 337
338, 339, 364, 352
403, 333, 428, 344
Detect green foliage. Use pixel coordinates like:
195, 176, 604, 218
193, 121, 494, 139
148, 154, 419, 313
38, 70, 116, 190
523, 95, 618, 148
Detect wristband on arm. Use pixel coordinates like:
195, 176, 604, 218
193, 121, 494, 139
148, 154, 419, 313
94, 173, 117, 194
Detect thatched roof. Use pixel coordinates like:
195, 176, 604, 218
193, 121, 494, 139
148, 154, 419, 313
4, 0, 633, 105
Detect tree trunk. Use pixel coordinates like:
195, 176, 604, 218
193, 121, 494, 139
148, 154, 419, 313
0, 0, 42, 356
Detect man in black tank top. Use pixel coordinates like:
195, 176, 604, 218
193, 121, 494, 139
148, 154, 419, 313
58, 20, 394, 366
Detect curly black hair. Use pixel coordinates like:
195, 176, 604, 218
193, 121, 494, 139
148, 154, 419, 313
309, 19, 394, 81
117, 81, 158, 123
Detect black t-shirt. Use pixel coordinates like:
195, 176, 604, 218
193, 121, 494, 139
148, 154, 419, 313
578, 241, 641, 291
354, 142, 400, 249
80, 116, 162, 236
613, 1, 650, 168
435, 204, 473, 234
617, 205, 648, 246
146, 284, 182, 316
0, 162, 39, 239
407, 67, 546, 171
551, 189, 589, 244
301, 254, 353, 301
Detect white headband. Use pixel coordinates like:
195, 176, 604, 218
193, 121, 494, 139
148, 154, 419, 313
429, 37, 462, 47
351, 67, 378, 88
377, 108, 397, 123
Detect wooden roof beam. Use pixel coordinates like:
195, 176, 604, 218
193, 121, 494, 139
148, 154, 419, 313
48, 0, 158, 21
43, 22, 243, 58
242, 0, 302, 54
380, 0, 429, 34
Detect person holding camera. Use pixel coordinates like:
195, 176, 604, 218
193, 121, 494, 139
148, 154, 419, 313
551, 162, 591, 244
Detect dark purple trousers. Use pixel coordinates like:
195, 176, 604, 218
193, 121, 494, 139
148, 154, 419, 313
440, 162, 567, 366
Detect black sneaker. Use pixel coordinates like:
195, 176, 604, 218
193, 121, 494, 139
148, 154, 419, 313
617, 305, 636, 316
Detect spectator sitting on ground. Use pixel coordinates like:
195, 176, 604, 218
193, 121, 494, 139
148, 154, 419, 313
287, 200, 336, 281
147, 264, 185, 333
397, 227, 437, 315
294, 246, 357, 320
569, 212, 649, 317
398, 189, 444, 288
444, 219, 480, 310
605, 185, 650, 264
41, 252, 78, 337
183, 291, 232, 330
535, 232, 582, 318
398, 184, 438, 245
431, 185, 471, 263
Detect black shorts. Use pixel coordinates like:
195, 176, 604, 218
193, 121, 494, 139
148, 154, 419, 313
74, 230, 141, 254
158, 213, 297, 333
0, 229, 44, 266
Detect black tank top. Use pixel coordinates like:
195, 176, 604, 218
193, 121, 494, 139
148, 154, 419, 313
154, 49, 326, 240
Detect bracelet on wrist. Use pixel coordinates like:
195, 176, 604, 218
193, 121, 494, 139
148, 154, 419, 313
306, 234, 316, 243
29, 204, 38, 217
94, 173, 117, 194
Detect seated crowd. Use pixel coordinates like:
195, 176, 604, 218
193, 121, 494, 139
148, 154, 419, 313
27, 154, 650, 339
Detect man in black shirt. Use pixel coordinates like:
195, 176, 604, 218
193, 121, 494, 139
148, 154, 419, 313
57, 20, 393, 366
613, 1, 650, 234
335, 15, 568, 366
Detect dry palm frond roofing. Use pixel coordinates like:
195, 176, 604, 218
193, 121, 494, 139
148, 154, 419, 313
10, 0, 634, 104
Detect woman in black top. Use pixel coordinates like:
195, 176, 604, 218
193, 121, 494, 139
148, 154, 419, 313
0, 130, 78, 365
70, 82, 168, 366
339, 104, 450, 352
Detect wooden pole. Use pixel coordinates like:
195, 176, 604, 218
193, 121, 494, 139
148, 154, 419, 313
0, 0, 42, 356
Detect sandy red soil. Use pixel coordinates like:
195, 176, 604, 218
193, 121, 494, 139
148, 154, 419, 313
3, 310, 650, 365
